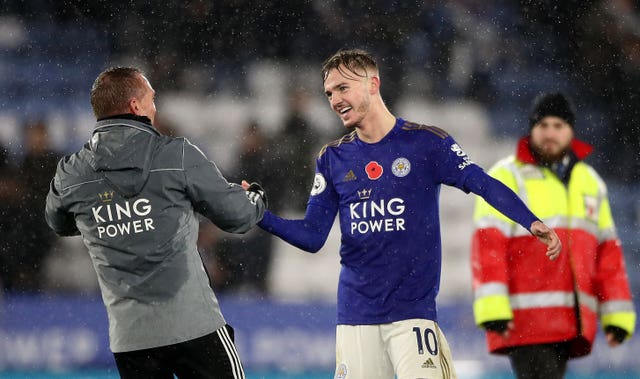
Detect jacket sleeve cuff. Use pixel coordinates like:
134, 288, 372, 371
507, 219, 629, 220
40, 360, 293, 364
601, 311, 636, 338
473, 294, 513, 327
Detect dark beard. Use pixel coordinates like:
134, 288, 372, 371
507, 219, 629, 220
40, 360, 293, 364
531, 144, 570, 165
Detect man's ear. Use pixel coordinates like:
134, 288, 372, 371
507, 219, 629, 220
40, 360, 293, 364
128, 98, 140, 115
369, 75, 380, 95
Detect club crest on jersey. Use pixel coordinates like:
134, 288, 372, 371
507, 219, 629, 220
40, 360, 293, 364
334, 363, 348, 379
391, 157, 411, 177
310, 173, 327, 196
365, 161, 383, 180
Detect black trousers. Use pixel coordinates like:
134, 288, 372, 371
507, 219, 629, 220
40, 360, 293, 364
113, 325, 245, 379
508, 343, 570, 379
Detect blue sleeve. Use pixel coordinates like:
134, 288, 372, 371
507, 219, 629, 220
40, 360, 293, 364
258, 203, 337, 253
433, 135, 481, 190
463, 169, 539, 231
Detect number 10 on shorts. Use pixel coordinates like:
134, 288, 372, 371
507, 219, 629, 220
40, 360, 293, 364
413, 326, 438, 355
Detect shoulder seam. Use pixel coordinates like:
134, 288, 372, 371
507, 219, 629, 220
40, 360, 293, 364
318, 130, 357, 158
401, 121, 448, 139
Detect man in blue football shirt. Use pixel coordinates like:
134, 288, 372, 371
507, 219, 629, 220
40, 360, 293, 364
244, 49, 561, 379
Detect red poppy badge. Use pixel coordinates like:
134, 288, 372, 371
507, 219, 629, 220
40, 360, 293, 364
365, 161, 383, 180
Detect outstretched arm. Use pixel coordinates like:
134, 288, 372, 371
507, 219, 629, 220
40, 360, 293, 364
464, 170, 561, 260
184, 140, 265, 233
242, 180, 336, 253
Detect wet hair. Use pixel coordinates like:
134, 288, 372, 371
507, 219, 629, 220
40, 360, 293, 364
90, 67, 146, 119
321, 49, 378, 83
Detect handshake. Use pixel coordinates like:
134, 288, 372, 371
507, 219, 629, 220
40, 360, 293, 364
242, 180, 268, 207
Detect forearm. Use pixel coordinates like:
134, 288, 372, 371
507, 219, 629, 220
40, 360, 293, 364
258, 203, 335, 253
466, 170, 538, 231
184, 142, 265, 233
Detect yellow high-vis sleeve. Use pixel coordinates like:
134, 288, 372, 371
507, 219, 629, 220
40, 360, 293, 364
601, 312, 637, 338
473, 295, 513, 327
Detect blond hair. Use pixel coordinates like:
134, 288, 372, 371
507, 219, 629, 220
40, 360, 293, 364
321, 49, 378, 83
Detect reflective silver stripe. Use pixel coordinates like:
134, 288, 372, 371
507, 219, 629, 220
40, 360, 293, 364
474, 282, 509, 299
586, 165, 608, 196
570, 218, 600, 238
149, 168, 183, 172
477, 214, 613, 241
61, 178, 104, 192
510, 291, 573, 310
474, 216, 512, 236
541, 217, 616, 243
581, 166, 619, 242
506, 161, 528, 204
506, 161, 531, 237
600, 300, 636, 315
578, 291, 598, 313
508, 215, 569, 237
475, 215, 568, 237
599, 227, 619, 242
510, 291, 597, 313
216, 326, 245, 379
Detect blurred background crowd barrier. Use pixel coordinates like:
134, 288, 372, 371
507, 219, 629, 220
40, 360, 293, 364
1, 0, 639, 377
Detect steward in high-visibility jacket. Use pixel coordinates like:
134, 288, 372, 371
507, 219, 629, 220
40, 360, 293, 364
471, 135, 636, 358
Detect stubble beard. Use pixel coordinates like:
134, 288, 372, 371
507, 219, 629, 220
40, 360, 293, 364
345, 98, 370, 130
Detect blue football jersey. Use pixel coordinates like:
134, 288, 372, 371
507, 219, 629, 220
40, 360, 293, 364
309, 118, 483, 325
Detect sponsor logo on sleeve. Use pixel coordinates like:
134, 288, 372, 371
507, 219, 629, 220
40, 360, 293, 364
450, 143, 473, 170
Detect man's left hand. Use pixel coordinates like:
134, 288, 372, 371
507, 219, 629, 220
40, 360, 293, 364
530, 220, 561, 260
605, 325, 628, 347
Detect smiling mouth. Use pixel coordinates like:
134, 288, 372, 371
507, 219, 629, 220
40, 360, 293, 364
339, 106, 352, 115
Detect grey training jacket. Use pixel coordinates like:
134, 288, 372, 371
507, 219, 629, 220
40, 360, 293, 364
45, 116, 265, 352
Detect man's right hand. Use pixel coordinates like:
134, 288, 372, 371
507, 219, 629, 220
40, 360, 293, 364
242, 180, 268, 207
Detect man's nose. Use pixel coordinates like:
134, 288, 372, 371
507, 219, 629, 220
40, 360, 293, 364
330, 94, 341, 108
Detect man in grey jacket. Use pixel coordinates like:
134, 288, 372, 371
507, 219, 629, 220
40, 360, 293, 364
45, 67, 266, 379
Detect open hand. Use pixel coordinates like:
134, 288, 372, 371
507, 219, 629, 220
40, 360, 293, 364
530, 220, 561, 260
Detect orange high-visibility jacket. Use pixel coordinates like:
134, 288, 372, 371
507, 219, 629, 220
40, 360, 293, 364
471, 137, 636, 357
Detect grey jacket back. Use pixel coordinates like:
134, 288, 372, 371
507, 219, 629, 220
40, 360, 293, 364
45, 116, 265, 352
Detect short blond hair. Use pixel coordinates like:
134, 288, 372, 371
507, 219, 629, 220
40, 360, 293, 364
321, 49, 378, 83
